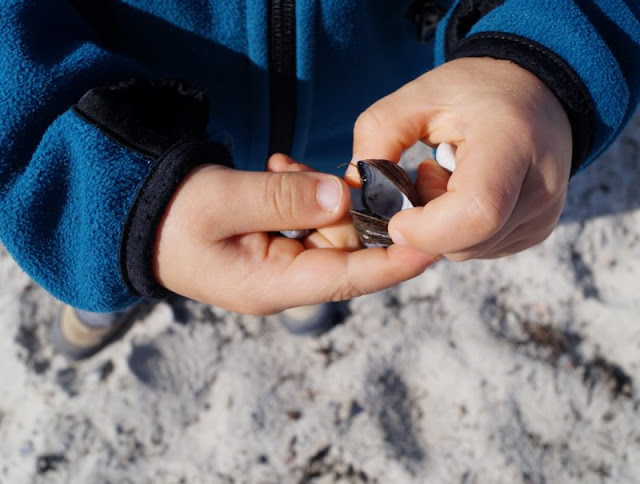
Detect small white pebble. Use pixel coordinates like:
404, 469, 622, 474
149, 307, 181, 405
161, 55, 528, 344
280, 229, 311, 239
435, 143, 456, 172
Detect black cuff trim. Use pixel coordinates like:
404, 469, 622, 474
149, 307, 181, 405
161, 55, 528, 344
72, 78, 210, 161
449, 32, 595, 175
444, 0, 505, 58
120, 140, 233, 299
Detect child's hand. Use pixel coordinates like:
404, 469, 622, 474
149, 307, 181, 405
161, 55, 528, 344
152, 155, 436, 314
347, 57, 573, 260
266, 154, 361, 250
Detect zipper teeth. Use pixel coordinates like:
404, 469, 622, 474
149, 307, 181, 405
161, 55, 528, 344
268, 0, 297, 157
270, 1, 295, 75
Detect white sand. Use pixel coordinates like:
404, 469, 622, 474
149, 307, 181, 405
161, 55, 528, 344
2, 112, 640, 484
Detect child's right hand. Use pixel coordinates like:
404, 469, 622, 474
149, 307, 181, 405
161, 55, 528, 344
152, 154, 437, 314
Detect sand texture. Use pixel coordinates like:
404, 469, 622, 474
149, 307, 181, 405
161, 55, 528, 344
1, 112, 640, 483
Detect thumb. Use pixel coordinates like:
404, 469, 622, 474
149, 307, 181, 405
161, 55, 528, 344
210, 168, 350, 237
346, 81, 443, 186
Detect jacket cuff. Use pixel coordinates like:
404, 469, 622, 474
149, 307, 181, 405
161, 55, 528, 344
120, 140, 232, 298
73, 78, 233, 300
448, 32, 595, 175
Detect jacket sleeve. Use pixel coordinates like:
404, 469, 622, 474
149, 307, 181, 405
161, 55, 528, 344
0, 1, 232, 312
435, 0, 640, 175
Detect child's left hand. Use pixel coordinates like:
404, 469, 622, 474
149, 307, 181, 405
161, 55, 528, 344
347, 57, 573, 260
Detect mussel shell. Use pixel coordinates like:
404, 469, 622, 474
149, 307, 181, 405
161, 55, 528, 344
358, 160, 420, 212
351, 210, 392, 248
350, 159, 420, 248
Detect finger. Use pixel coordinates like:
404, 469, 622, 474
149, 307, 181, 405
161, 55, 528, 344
475, 232, 551, 259
286, 245, 437, 306
244, 243, 438, 313
415, 160, 451, 204
441, 170, 567, 260
183, 233, 304, 312
266, 153, 295, 171
387, 136, 527, 255
267, 153, 316, 173
443, 207, 558, 261
346, 88, 426, 184
303, 217, 361, 249
166, 225, 437, 314
201, 167, 352, 237
266, 155, 360, 248
347, 81, 460, 184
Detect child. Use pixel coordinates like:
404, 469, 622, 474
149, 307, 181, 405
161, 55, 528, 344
1, 0, 638, 358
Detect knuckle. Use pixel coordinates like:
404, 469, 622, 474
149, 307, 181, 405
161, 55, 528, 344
469, 193, 509, 239
533, 227, 554, 246
331, 282, 361, 302
526, 182, 551, 208
331, 259, 370, 302
354, 107, 387, 135
266, 174, 297, 223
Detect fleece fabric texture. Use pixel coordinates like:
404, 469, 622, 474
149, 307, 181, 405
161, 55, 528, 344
0, 1, 152, 311
1, 111, 154, 311
0, 0, 639, 311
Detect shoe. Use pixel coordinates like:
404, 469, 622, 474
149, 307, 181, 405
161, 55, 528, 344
51, 304, 143, 360
278, 302, 344, 335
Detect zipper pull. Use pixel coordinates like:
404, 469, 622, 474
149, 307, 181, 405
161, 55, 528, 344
405, 0, 446, 43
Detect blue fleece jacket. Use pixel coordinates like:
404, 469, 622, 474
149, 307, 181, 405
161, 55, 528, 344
0, 0, 638, 311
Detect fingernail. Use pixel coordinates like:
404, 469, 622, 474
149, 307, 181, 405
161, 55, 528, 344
316, 177, 343, 212
345, 160, 358, 179
389, 228, 409, 246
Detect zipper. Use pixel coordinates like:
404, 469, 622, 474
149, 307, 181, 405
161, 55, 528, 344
268, 0, 297, 156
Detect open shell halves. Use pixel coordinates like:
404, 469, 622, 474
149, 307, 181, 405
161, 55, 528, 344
350, 159, 420, 248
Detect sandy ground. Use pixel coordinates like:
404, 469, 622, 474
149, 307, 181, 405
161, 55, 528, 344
2, 112, 640, 484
